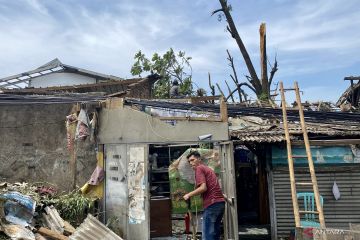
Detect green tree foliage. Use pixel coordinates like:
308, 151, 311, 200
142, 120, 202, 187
130, 48, 193, 98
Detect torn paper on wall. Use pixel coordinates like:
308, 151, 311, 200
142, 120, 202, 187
128, 147, 146, 224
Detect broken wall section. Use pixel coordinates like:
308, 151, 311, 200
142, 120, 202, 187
0, 104, 96, 191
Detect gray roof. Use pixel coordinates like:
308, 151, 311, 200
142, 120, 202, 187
0, 58, 124, 89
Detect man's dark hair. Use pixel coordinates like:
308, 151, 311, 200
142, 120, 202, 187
187, 150, 201, 159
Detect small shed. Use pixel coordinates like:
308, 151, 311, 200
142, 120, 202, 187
229, 106, 360, 239
97, 98, 239, 240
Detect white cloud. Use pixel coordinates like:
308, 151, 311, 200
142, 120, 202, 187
0, 0, 358, 102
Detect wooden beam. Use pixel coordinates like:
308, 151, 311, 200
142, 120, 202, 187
106, 91, 126, 97
37, 227, 69, 240
220, 96, 228, 122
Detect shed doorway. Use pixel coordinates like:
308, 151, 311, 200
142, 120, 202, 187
149, 142, 238, 240
234, 144, 271, 239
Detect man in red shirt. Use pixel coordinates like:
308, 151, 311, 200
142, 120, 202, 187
183, 151, 225, 240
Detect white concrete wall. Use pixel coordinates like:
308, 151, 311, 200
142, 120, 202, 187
98, 106, 229, 144
29, 72, 97, 88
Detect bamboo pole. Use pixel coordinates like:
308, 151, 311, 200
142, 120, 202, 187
279, 81, 301, 227
294, 81, 326, 229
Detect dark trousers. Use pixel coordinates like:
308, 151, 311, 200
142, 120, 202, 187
202, 201, 225, 240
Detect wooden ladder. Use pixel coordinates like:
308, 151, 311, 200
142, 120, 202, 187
279, 81, 326, 229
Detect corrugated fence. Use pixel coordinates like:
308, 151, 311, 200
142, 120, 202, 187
271, 166, 360, 239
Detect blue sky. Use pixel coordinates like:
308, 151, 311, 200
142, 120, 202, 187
0, 0, 359, 103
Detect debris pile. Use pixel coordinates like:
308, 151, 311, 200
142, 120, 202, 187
0, 182, 116, 240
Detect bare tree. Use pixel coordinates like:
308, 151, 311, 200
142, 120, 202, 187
213, 0, 278, 100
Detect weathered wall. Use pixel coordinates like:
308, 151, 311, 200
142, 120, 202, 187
0, 103, 97, 191
98, 106, 229, 144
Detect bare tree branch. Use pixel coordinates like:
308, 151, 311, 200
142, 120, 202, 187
217, 0, 261, 94
208, 72, 215, 97
211, 8, 224, 16
226, 26, 233, 37
225, 80, 235, 102
226, 82, 256, 101
240, 88, 248, 102
208, 73, 215, 104
245, 75, 252, 83
230, 75, 242, 102
268, 56, 278, 88
216, 83, 226, 99
227, 49, 242, 101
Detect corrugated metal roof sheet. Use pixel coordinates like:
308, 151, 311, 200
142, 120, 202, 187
231, 130, 288, 143
69, 214, 123, 240
230, 120, 360, 143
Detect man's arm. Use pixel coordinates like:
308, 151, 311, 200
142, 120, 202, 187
183, 183, 207, 200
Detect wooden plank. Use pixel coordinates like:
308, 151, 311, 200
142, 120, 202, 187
280, 81, 301, 227
37, 227, 69, 240
295, 81, 326, 229
220, 96, 228, 122
63, 221, 76, 236
106, 91, 126, 97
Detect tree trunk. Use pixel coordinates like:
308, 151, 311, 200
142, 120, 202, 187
260, 23, 269, 98
218, 0, 262, 95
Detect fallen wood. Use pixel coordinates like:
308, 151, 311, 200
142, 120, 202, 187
2, 224, 35, 240
35, 233, 48, 240
63, 221, 76, 236
37, 227, 69, 240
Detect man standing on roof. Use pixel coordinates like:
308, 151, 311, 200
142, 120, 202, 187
183, 151, 225, 240
170, 80, 180, 98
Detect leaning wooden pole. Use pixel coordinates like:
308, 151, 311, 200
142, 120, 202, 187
279, 82, 301, 227
294, 82, 326, 229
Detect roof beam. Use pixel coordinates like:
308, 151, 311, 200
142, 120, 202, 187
0, 80, 25, 88
0, 78, 31, 88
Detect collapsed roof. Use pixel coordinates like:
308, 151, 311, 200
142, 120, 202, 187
0, 58, 160, 98
0, 58, 127, 89
125, 99, 360, 143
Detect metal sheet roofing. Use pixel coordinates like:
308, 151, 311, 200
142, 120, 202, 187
69, 214, 123, 240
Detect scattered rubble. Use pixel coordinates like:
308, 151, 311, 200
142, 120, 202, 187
0, 182, 110, 240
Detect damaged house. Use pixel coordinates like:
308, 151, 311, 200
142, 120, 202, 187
1, 59, 360, 239
0, 59, 159, 192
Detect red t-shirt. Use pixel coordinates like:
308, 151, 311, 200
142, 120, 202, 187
195, 164, 225, 209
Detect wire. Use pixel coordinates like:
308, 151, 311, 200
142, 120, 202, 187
145, 114, 172, 141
